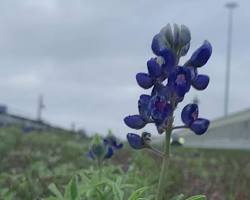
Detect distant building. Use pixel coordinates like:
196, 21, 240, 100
179, 109, 250, 150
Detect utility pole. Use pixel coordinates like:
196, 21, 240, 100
224, 2, 238, 117
37, 94, 45, 121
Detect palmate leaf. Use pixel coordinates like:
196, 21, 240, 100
185, 195, 206, 200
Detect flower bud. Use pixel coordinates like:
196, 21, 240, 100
124, 115, 146, 129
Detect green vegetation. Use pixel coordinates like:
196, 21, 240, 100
0, 127, 249, 199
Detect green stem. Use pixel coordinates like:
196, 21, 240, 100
97, 159, 102, 181
147, 146, 164, 158
156, 121, 172, 200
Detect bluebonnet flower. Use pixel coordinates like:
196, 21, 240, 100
127, 132, 151, 150
136, 73, 155, 89
125, 23, 212, 149
185, 40, 212, 68
88, 135, 115, 161
136, 56, 173, 90
124, 85, 172, 133
127, 133, 144, 149
103, 134, 123, 150
124, 114, 147, 129
181, 104, 210, 135
185, 41, 212, 91
88, 143, 113, 160
168, 66, 192, 99
148, 92, 172, 133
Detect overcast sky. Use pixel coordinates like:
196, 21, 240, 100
0, 0, 249, 138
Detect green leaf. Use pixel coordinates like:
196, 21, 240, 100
128, 187, 148, 200
112, 182, 124, 200
185, 195, 206, 200
48, 183, 63, 199
70, 177, 78, 200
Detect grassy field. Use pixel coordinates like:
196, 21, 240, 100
0, 127, 249, 200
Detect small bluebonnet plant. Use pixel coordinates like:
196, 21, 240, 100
103, 132, 123, 150
88, 134, 123, 162
123, 23, 212, 200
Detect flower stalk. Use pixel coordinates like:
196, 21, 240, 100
156, 124, 172, 200
124, 23, 212, 200
172, 125, 188, 130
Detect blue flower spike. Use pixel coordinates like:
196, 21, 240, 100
124, 23, 212, 200
125, 23, 212, 150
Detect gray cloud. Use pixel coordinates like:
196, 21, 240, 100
0, 0, 249, 138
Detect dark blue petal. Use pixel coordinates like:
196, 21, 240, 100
147, 58, 162, 78
151, 33, 166, 56
175, 84, 190, 97
149, 94, 172, 125
124, 115, 146, 129
127, 133, 144, 149
168, 67, 191, 97
151, 103, 171, 124
189, 40, 212, 68
138, 94, 151, 122
159, 48, 176, 75
104, 147, 113, 159
103, 136, 123, 150
190, 118, 210, 135
181, 104, 199, 126
192, 74, 210, 90
136, 73, 154, 89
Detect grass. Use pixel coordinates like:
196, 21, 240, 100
0, 126, 249, 199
